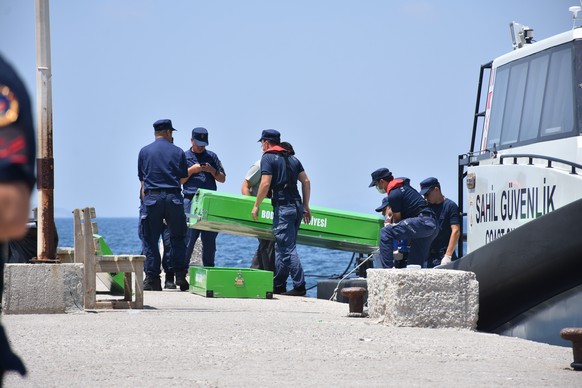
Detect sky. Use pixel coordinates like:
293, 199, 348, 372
0, 0, 576, 217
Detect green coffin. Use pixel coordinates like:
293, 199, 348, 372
190, 266, 273, 299
94, 234, 124, 293
187, 189, 382, 254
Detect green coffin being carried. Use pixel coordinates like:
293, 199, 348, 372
187, 189, 383, 254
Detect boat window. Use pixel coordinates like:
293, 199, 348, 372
501, 61, 528, 145
484, 42, 576, 151
519, 54, 549, 142
539, 47, 574, 138
485, 67, 508, 150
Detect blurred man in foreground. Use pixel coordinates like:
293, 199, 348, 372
0, 53, 37, 383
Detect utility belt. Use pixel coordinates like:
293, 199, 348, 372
416, 207, 435, 218
269, 186, 299, 207
419, 211, 435, 218
145, 188, 182, 196
271, 197, 300, 207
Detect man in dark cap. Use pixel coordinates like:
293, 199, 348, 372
242, 141, 295, 272
182, 127, 226, 268
420, 177, 460, 267
138, 119, 189, 291
369, 168, 437, 268
374, 196, 409, 265
375, 196, 392, 223
251, 130, 311, 296
0, 54, 36, 383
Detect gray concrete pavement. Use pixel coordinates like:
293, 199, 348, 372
2, 290, 580, 387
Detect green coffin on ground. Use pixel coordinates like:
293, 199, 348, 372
190, 266, 273, 299
187, 189, 382, 254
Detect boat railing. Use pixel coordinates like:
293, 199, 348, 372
458, 61, 493, 258
499, 153, 582, 175
469, 61, 493, 154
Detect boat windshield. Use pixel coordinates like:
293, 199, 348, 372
483, 40, 582, 151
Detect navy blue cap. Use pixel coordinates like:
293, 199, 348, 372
375, 196, 390, 212
368, 168, 393, 187
258, 129, 281, 143
192, 127, 209, 146
153, 119, 177, 131
0, 54, 36, 190
420, 177, 440, 196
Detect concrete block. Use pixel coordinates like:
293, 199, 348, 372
367, 268, 479, 329
2, 263, 83, 314
56, 247, 75, 263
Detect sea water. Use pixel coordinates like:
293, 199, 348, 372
55, 217, 359, 298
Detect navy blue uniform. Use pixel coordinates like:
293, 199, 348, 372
182, 148, 225, 267
138, 137, 188, 279
427, 198, 460, 267
379, 179, 438, 268
182, 148, 224, 195
138, 193, 172, 276
261, 149, 306, 291
0, 54, 35, 380
388, 180, 428, 219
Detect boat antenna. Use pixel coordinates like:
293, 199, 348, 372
510, 22, 534, 50
570, 4, 582, 29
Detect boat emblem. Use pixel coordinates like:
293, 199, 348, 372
234, 270, 245, 287
466, 173, 476, 189
0, 84, 19, 127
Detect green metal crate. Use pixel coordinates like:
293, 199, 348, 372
187, 189, 382, 254
189, 266, 274, 299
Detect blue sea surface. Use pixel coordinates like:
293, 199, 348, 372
55, 217, 359, 298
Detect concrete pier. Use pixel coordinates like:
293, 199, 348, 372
2, 291, 579, 387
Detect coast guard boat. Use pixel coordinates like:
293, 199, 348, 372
453, 7, 582, 346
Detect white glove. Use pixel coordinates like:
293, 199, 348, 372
440, 255, 452, 265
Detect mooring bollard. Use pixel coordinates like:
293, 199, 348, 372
560, 327, 582, 371
340, 286, 366, 317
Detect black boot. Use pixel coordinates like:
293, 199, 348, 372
175, 271, 189, 292
282, 284, 306, 297
273, 285, 287, 294
164, 272, 176, 289
143, 275, 162, 291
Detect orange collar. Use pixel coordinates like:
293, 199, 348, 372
386, 178, 404, 194
265, 145, 287, 153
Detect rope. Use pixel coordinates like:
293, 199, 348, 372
338, 252, 356, 277
306, 283, 318, 291
304, 252, 356, 279
328, 250, 377, 302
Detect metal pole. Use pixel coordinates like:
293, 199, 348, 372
35, 0, 56, 262
457, 157, 464, 258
